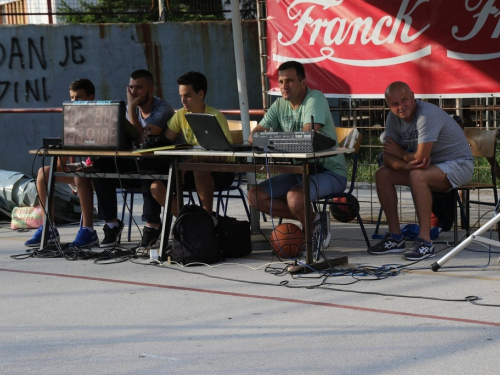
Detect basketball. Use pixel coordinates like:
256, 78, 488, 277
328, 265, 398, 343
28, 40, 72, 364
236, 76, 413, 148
431, 212, 440, 227
269, 223, 305, 258
329, 196, 359, 223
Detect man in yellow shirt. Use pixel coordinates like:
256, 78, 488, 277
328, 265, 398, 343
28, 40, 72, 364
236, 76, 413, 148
150, 71, 234, 218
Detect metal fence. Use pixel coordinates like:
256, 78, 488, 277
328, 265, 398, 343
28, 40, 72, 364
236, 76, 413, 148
166, 0, 256, 19
0, 0, 158, 24
0, 1, 256, 24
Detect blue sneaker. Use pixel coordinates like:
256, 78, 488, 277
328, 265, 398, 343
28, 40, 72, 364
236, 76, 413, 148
71, 227, 99, 247
24, 226, 60, 247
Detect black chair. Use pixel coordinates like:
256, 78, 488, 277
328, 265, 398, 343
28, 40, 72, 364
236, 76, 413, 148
314, 127, 371, 259
215, 172, 251, 221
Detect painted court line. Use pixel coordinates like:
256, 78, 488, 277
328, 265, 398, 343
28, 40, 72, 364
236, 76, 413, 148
2, 267, 500, 327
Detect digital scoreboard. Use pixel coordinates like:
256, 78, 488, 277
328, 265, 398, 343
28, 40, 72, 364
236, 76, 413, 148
62, 100, 133, 150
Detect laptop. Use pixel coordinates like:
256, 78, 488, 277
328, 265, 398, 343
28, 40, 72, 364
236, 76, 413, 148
185, 113, 252, 152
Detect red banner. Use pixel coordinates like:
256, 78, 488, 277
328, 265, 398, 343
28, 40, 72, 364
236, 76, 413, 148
266, 0, 500, 97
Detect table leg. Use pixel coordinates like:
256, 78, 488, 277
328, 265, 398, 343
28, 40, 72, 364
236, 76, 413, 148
159, 161, 175, 260
175, 157, 184, 213
40, 155, 58, 248
302, 162, 313, 264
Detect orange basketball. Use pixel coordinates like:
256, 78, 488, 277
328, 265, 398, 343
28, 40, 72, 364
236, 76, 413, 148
431, 212, 440, 228
269, 223, 305, 258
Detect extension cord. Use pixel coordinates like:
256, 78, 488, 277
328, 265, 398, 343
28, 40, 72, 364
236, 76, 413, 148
288, 256, 348, 274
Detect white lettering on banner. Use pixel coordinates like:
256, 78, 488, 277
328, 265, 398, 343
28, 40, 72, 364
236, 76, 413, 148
273, 46, 431, 66
452, 0, 500, 41
276, 0, 430, 66
448, 0, 500, 61
447, 50, 500, 60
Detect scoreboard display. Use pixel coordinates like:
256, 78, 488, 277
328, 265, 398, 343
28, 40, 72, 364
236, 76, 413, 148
62, 100, 131, 150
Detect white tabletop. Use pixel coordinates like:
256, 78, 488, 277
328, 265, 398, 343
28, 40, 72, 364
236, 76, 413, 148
154, 147, 353, 159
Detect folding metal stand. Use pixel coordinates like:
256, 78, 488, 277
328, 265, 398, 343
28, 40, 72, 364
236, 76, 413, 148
431, 205, 500, 272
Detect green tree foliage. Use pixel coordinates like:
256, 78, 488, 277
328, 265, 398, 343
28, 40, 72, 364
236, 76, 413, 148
58, 0, 159, 23
225, 0, 256, 20
165, 1, 256, 21
165, 0, 225, 21
57, 0, 257, 23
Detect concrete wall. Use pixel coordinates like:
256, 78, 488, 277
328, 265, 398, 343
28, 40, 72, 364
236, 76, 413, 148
0, 21, 262, 176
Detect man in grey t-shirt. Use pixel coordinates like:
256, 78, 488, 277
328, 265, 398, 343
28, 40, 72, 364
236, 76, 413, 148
368, 81, 473, 260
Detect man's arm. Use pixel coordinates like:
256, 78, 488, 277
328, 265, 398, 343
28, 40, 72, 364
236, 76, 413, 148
164, 128, 179, 142
126, 90, 169, 137
383, 140, 433, 170
126, 88, 149, 135
303, 123, 323, 132
248, 124, 267, 144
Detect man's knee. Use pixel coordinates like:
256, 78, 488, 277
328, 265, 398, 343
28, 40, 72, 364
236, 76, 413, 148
193, 170, 212, 182
248, 186, 267, 208
286, 187, 304, 211
408, 169, 428, 187
150, 180, 164, 198
375, 166, 392, 183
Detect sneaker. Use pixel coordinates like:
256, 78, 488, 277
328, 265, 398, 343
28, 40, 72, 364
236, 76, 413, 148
71, 227, 99, 247
139, 226, 162, 249
321, 211, 332, 247
404, 237, 435, 260
367, 233, 405, 255
312, 218, 322, 251
24, 226, 60, 247
100, 220, 124, 248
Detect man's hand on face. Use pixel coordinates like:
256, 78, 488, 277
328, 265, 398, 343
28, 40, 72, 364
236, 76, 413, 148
127, 86, 145, 109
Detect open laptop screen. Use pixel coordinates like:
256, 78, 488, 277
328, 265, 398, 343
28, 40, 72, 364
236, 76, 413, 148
185, 113, 251, 151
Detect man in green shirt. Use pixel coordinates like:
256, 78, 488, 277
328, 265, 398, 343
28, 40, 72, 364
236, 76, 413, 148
248, 61, 347, 250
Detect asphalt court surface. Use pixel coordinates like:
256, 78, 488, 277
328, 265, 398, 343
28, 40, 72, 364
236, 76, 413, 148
1, 190, 500, 374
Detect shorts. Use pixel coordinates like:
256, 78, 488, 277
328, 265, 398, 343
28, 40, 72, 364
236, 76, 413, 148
182, 171, 235, 191
436, 158, 474, 188
257, 170, 347, 201
158, 171, 235, 193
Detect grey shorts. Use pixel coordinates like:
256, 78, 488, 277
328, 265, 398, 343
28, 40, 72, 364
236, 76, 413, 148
436, 158, 474, 188
257, 170, 347, 201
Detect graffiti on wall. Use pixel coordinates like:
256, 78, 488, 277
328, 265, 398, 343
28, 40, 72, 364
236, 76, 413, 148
0, 36, 85, 103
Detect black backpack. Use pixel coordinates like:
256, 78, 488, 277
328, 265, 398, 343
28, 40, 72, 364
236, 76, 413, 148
216, 216, 252, 258
171, 205, 221, 265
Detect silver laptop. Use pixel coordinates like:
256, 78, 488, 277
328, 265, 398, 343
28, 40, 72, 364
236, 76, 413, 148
185, 113, 252, 152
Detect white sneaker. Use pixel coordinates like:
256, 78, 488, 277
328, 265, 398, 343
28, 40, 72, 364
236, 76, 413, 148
322, 211, 332, 247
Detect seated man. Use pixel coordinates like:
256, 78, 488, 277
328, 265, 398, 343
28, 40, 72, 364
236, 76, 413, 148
368, 81, 473, 260
92, 69, 174, 248
25, 78, 98, 248
247, 61, 347, 248
150, 71, 235, 219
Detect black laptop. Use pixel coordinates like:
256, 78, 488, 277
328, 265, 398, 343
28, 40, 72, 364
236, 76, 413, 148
185, 113, 252, 152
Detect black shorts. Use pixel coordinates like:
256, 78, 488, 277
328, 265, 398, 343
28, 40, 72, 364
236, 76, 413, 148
159, 171, 235, 193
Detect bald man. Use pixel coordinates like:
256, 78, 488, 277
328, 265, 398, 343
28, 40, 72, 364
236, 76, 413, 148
368, 81, 473, 260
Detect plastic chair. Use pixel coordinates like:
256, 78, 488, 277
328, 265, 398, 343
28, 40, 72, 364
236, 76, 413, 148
451, 128, 499, 243
314, 127, 371, 259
